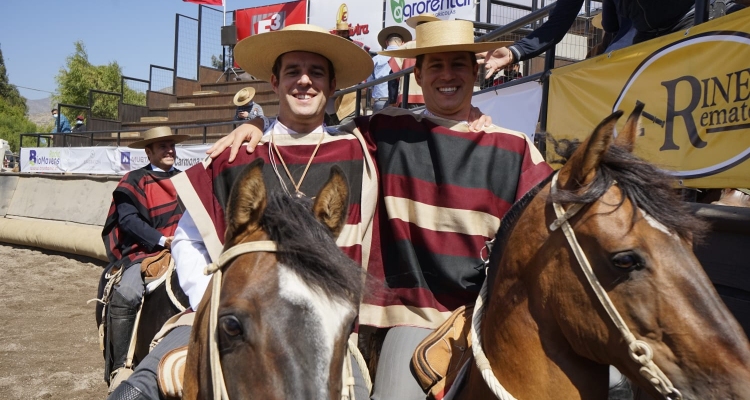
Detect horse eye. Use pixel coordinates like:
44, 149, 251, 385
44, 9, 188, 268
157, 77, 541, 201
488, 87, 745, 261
611, 252, 642, 270
220, 316, 243, 337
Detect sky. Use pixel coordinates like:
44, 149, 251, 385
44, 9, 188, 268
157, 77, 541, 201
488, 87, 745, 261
1, 0, 278, 101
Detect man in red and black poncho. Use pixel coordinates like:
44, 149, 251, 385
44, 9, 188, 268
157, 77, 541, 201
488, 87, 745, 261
215, 19, 552, 400
99, 126, 188, 391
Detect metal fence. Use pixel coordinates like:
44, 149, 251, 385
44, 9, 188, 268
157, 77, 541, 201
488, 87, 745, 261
149, 65, 175, 94
121, 76, 149, 106
199, 5, 228, 70
175, 14, 199, 82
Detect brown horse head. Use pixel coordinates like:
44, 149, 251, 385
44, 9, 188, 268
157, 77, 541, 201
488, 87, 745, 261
183, 159, 363, 400
469, 105, 750, 399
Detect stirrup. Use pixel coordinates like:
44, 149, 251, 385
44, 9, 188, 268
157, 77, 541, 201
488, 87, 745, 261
108, 367, 134, 394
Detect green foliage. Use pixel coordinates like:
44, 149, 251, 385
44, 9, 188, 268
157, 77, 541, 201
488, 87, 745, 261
0, 97, 40, 152
53, 41, 125, 120
0, 44, 40, 152
210, 54, 224, 69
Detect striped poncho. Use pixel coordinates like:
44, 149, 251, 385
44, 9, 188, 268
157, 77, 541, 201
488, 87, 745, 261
102, 166, 184, 269
172, 126, 378, 267
354, 108, 552, 329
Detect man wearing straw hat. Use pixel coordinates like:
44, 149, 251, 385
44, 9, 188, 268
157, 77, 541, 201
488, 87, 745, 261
212, 19, 552, 399
232, 86, 268, 127
366, 25, 412, 112
106, 24, 379, 400
99, 126, 189, 393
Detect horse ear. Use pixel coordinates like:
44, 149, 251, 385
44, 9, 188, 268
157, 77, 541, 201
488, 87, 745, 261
614, 103, 645, 152
225, 158, 267, 244
312, 166, 350, 238
559, 110, 623, 189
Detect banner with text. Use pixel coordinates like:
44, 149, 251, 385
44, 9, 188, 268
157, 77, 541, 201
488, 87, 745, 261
308, 0, 382, 51
20, 145, 212, 175
547, 9, 750, 188
385, 0, 476, 37
235, 0, 308, 41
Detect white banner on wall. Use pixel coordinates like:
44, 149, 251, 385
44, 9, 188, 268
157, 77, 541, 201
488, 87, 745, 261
385, 0, 476, 36
20, 145, 212, 175
307, 0, 383, 51
472, 80, 543, 140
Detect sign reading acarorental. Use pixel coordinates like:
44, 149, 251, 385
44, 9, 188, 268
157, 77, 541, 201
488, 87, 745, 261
385, 0, 475, 33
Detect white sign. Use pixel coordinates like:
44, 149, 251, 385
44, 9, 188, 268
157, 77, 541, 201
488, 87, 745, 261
20, 145, 212, 175
472, 80, 544, 140
307, 0, 383, 52
385, 0, 476, 36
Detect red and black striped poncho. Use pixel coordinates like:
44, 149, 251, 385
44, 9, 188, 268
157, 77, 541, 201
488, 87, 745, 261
354, 108, 553, 329
102, 166, 184, 269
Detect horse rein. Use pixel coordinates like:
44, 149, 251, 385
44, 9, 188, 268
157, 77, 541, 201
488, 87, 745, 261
469, 172, 684, 400
204, 241, 279, 400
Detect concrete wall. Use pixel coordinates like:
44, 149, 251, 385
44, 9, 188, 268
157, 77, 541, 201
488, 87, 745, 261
0, 175, 19, 217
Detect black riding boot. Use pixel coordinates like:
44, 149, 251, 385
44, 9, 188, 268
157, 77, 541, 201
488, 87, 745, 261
106, 291, 138, 388
608, 372, 634, 400
108, 381, 148, 400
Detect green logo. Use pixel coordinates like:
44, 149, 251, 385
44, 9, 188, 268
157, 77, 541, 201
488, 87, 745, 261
391, 0, 405, 23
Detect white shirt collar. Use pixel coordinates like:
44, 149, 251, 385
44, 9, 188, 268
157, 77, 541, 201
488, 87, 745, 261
150, 164, 175, 172
263, 119, 328, 136
422, 109, 469, 126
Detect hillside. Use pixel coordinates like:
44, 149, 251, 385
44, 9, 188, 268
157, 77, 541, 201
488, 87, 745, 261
25, 97, 51, 127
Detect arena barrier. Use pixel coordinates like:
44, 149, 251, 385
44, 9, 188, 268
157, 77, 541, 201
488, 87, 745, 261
0, 173, 118, 262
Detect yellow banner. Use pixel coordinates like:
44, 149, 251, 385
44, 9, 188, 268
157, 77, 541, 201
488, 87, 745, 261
548, 8, 750, 188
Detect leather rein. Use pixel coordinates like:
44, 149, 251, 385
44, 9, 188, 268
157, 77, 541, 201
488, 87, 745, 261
203, 240, 279, 400
469, 171, 684, 400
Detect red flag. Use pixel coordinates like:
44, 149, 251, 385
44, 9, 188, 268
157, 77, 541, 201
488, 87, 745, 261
183, 0, 223, 5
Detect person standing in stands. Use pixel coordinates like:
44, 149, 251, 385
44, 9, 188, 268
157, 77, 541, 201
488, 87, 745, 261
51, 108, 71, 133
367, 25, 412, 112
98, 126, 189, 393
72, 115, 86, 133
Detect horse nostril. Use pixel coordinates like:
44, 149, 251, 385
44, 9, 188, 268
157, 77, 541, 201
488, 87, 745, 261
220, 315, 243, 337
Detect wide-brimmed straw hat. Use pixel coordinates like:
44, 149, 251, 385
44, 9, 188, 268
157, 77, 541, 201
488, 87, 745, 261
405, 12, 441, 29
233, 24, 374, 89
591, 11, 603, 30
379, 20, 512, 58
233, 87, 256, 106
129, 126, 190, 149
335, 21, 350, 31
377, 26, 412, 49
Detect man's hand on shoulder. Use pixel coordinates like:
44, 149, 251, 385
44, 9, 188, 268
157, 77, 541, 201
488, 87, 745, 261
468, 105, 493, 132
206, 118, 265, 163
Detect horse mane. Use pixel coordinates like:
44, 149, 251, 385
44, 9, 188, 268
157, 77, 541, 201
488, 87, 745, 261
548, 136, 708, 242
259, 191, 363, 301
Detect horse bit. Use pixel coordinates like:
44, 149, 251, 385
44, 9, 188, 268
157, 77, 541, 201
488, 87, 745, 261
470, 171, 684, 400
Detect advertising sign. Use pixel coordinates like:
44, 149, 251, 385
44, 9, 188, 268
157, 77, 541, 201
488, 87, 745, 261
235, 0, 308, 41
385, 0, 476, 35
308, 0, 382, 51
547, 9, 750, 188
20, 145, 212, 175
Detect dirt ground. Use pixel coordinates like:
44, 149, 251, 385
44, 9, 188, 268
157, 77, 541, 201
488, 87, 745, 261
0, 243, 108, 400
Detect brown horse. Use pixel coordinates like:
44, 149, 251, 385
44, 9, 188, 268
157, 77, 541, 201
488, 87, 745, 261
181, 159, 364, 400
454, 105, 750, 399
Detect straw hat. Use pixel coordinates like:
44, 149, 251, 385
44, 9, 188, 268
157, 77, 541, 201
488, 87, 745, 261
377, 26, 412, 49
129, 126, 190, 149
335, 21, 350, 31
233, 24, 374, 89
379, 20, 512, 58
233, 87, 256, 106
405, 12, 440, 29
591, 11, 603, 30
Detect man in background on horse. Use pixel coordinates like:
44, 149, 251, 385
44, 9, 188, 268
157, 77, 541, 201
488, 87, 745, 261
210, 20, 552, 400
99, 126, 188, 393
106, 24, 380, 400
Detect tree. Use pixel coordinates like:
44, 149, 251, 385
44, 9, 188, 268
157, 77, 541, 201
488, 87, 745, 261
53, 41, 146, 120
0, 44, 41, 152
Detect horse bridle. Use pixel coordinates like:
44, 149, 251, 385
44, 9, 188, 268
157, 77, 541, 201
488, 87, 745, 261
469, 171, 684, 400
204, 240, 279, 400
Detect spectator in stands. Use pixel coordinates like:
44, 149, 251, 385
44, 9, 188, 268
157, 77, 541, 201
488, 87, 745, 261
367, 26, 412, 112
99, 126, 189, 393
388, 12, 441, 108
72, 115, 86, 133
333, 20, 371, 53
233, 87, 268, 130
329, 21, 373, 125
478, 0, 746, 78
51, 109, 71, 133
